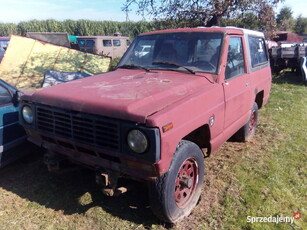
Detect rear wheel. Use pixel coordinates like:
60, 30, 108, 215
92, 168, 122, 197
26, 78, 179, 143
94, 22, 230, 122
148, 140, 204, 223
234, 102, 258, 142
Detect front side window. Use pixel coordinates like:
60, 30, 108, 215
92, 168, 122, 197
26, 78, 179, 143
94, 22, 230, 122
103, 40, 112, 47
118, 32, 223, 74
226, 37, 245, 79
85, 40, 95, 47
248, 36, 268, 67
77, 39, 85, 47
0, 85, 11, 105
113, 40, 121, 47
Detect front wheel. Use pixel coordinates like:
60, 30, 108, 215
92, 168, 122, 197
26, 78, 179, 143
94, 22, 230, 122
148, 140, 204, 223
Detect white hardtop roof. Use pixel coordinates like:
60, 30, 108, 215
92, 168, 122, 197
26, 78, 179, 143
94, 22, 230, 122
201, 26, 264, 37
225, 26, 265, 37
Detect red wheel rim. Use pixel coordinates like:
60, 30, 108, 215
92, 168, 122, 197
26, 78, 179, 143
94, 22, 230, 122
248, 109, 257, 135
174, 158, 199, 208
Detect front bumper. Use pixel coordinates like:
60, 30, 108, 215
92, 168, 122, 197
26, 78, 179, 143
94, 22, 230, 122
26, 128, 160, 179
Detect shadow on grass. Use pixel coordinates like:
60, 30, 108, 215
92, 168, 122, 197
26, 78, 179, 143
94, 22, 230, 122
0, 152, 164, 228
272, 70, 306, 85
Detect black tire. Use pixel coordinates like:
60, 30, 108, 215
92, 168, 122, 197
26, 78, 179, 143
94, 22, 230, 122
234, 102, 258, 142
148, 140, 204, 223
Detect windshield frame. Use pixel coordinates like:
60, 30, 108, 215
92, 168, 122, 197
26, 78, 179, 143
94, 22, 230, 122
117, 31, 224, 74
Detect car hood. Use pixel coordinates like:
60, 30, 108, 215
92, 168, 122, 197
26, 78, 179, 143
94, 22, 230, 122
24, 69, 212, 123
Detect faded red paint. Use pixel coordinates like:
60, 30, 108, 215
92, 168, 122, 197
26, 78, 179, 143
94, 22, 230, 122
21, 27, 272, 179
24, 69, 212, 123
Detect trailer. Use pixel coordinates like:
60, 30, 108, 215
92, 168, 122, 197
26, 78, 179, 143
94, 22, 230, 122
301, 57, 307, 83
270, 44, 307, 82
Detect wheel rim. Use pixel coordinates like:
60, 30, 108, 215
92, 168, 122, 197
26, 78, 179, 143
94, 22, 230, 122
174, 158, 199, 208
248, 109, 257, 135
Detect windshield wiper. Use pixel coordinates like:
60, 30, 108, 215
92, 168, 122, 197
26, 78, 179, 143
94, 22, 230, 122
152, 61, 195, 74
117, 64, 150, 72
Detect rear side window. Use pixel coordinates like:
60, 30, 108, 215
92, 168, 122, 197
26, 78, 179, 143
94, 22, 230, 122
113, 40, 121, 47
248, 36, 268, 67
226, 37, 245, 79
126, 39, 131, 46
103, 40, 112, 47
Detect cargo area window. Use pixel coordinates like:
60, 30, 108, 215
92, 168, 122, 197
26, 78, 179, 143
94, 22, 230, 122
113, 40, 121, 46
103, 40, 112, 47
248, 36, 268, 67
226, 37, 245, 79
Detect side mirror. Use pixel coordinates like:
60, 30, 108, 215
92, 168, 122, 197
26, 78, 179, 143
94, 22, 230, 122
12, 91, 23, 106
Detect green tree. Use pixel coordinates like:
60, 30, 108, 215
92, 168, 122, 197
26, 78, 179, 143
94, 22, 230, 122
0, 23, 17, 36
221, 13, 260, 30
122, 0, 282, 30
276, 6, 294, 31
294, 15, 307, 34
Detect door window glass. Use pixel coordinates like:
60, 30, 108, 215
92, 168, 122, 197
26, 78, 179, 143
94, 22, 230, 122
0, 85, 11, 105
226, 37, 245, 79
77, 39, 85, 47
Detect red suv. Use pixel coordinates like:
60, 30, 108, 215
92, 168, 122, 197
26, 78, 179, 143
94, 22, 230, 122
20, 27, 271, 223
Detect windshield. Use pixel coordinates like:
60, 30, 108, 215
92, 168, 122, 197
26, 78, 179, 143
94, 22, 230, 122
118, 32, 223, 73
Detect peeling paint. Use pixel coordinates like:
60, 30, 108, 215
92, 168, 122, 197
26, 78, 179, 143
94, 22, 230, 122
29, 69, 211, 123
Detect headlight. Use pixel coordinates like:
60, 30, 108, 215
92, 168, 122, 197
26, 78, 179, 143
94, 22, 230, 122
22, 105, 34, 124
127, 129, 148, 154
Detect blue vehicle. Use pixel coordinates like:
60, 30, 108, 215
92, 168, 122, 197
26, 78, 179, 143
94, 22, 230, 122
0, 79, 31, 167
0, 37, 10, 62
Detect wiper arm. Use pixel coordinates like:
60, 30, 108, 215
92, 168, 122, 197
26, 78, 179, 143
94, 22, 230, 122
117, 64, 150, 72
152, 61, 195, 74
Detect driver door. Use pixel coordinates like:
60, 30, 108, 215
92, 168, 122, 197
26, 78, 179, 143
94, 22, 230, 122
0, 82, 27, 166
223, 36, 252, 132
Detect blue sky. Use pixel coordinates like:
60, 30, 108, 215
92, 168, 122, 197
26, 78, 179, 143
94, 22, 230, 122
0, 0, 306, 23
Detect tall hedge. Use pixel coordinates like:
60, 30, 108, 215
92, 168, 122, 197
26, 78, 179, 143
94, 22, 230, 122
0, 19, 177, 39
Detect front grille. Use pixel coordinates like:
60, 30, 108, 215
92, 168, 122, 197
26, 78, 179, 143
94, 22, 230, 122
36, 105, 120, 151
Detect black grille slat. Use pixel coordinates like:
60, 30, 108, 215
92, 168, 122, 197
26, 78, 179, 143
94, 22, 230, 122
72, 124, 94, 132
74, 132, 94, 140
96, 132, 119, 140
55, 129, 72, 137
36, 105, 120, 151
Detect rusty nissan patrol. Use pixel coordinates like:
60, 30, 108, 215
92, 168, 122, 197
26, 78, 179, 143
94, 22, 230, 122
19, 27, 272, 223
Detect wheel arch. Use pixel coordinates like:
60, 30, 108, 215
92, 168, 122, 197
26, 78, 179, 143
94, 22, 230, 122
255, 90, 264, 109
182, 123, 211, 157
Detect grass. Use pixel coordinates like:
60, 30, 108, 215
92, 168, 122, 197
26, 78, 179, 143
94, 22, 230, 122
217, 71, 307, 230
0, 71, 306, 230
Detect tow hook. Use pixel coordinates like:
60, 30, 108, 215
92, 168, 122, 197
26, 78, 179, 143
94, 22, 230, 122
44, 151, 69, 173
96, 170, 127, 196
